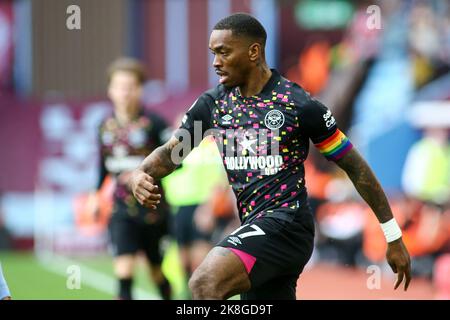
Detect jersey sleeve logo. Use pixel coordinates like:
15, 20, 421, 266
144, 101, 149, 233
264, 110, 285, 130
323, 110, 336, 128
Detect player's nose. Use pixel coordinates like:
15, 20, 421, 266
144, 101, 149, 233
213, 55, 222, 69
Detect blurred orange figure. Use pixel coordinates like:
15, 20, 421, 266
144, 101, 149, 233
287, 41, 330, 95
73, 175, 114, 235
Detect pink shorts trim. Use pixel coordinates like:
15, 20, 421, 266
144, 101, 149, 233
228, 248, 256, 274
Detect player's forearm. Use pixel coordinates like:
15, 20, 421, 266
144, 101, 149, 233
138, 139, 179, 180
336, 148, 394, 223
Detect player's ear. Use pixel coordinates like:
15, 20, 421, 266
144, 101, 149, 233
248, 43, 261, 62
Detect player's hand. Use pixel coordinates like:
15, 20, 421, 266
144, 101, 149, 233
86, 192, 100, 219
118, 171, 132, 187
386, 237, 411, 291
129, 169, 161, 209
194, 203, 216, 233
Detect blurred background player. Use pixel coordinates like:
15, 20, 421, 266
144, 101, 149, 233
402, 126, 449, 206
89, 58, 172, 300
162, 127, 238, 297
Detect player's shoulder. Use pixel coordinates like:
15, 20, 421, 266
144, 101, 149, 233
139, 109, 170, 135
98, 111, 115, 131
142, 108, 166, 123
282, 79, 328, 114
282, 78, 314, 108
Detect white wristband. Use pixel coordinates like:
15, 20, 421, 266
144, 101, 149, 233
380, 218, 402, 243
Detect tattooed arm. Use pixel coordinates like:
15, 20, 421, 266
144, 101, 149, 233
336, 148, 393, 223
139, 136, 181, 179
129, 136, 188, 209
130, 90, 214, 208
336, 148, 412, 291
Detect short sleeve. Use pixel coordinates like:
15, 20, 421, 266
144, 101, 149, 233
176, 92, 214, 148
299, 98, 353, 161
147, 112, 171, 145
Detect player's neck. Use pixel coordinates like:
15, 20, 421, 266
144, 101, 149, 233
238, 64, 272, 98
114, 104, 140, 126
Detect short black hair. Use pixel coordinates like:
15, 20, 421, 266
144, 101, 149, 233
213, 13, 267, 46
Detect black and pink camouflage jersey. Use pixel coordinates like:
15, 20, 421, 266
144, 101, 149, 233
98, 110, 170, 218
178, 69, 353, 224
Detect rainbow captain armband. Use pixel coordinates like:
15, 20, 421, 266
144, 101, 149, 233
380, 218, 402, 243
314, 129, 353, 161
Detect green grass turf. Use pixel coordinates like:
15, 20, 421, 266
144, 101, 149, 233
0, 242, 188, 300
0, 251, 110, 299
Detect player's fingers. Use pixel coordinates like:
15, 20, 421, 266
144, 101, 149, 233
141, 180, 159, 193
143, 192, 161, 201
135, 189, 159, 205
143, 174, 155, 184
394, 268, 404, 290
135, 188, 151, 199
404, 264, 412, 291
388, 261, 397, 274
141, 203, 157, 210
143, 199, 159, 209
144, 200, 160, 207
135, 193, 145, 205
137, 184, 160, 198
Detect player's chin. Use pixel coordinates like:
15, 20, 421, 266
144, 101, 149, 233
219, 76, 236, 87
218, 75, 228, 85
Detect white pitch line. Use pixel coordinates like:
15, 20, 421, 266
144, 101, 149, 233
37, 254, 160, 300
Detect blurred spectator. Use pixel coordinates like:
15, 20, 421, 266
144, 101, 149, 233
313, 173, 366, 267
287, 40, 331, 95
409, 3, 441, 62
402, 127, 450, 206
341, 0, 382, 64
363, 196, 450, 278
284, 2, 450, 293
315, 200, 366, 266
408, 1, 450, 87
303, 157, 334, 215
0, 1, 13, 93
433, 253, 450, 299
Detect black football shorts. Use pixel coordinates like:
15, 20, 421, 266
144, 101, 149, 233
108, 211, 169, 265
217, 203, 315, 300
173, 205, 212, 246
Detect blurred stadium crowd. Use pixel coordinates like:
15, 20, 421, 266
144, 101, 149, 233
0, 0, 449, 299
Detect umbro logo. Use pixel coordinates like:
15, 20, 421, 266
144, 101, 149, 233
221, 114, 233, 125
227, 236, 242, 246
